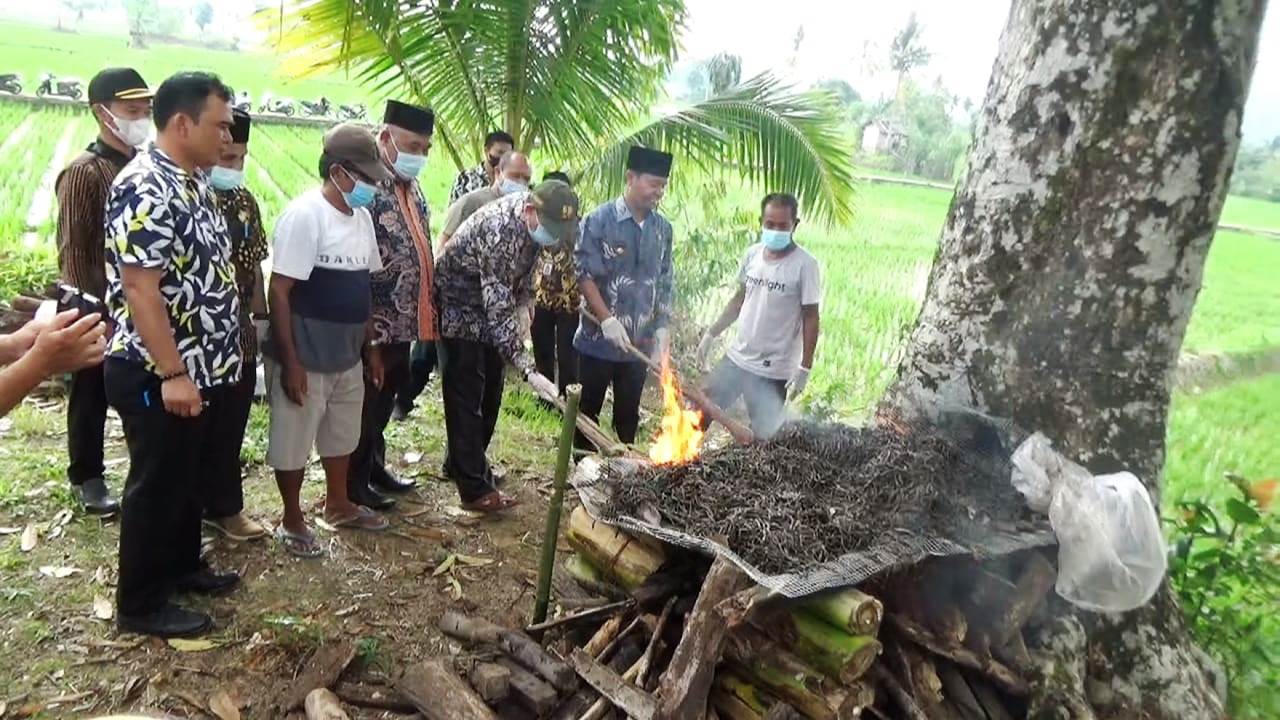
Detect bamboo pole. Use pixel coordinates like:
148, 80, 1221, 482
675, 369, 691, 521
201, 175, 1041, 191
582, 309, 754, 445
533, 385, 582, 627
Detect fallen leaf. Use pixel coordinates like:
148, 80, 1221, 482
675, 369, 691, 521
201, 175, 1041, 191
208, 689, 241, 720
314, 518, 338, 532
93, 595, 113, 620
93, 566, 110, 585
167, 638, 220, 652
334, 604, 359, 618
0, 526, 20, 535
403, 450, 424, 464
455, 554, 494, 568
432, 554, 456, 577
52, 508, 73, 528
1250, 478, 1277, 511
447, 576, 463, 600
47, 524, 64, 541
402, 506, 433, 518
20, 523, 38, 552
39, 565, 82, 578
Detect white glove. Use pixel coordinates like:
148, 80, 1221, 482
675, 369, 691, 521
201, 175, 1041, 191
600, 315, 630, 349
786, 366, 811, 400
651, 328, 671, 363
527, 371, 559, 402
695, 333, 715, 372
253, 318, 270, 345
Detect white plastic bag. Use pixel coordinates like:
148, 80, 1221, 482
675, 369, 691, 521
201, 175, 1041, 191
1011, 435, 1167, 612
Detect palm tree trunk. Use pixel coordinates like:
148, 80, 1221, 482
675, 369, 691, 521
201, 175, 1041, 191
884, 0, 1266, 717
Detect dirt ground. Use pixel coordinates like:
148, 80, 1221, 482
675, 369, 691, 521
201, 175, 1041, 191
0, 381, 591, 719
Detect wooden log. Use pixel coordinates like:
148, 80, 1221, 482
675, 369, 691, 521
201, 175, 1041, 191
635, 596, 678, 690
886, 614, 1028, 696
710, 689, 764, 720
716, 586, 777, 630
304, 688, 350, 720
470, 663, 513, 704
713, 671, 772, 715
761, 702, 804, 720
280, 641, 358, 712
968, 676, 1015, 720
567, 648, 656, 720
563, 553, 628, 601
723, 625, 865, 720
583, 612, 629, 659
769, 610, 881, 684
903, 645, 944, 707
993, 553, 1056, 646
527, 600, 634, 635
869, 665, 927, 720
993, 631, 1032, 673
925, 602, 968, 646
438, 611, 578, 694
577, 647, 646, 720
800, 588, 884, 636
549, 688, 596, 720
396, 658, 497, 720
565, 506, 664, 590
333, 683, 416, 713
497, 658, 560, 717
936, 664, 985, 720
656, 557, 751, 720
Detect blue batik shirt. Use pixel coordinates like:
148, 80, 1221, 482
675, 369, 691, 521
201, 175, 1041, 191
573, 197, 674, 362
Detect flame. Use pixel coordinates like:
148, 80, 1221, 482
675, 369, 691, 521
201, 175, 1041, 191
648, 355, 704, 464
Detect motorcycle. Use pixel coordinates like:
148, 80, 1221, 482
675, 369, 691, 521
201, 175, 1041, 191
338, 103, 367, 121
300, 96, 331, 117
232, 91, 253, 113
0, 73, 22, 95
36, 73, 82, 100
258, 95, 295, 116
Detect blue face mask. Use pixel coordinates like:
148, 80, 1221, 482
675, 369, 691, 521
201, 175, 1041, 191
390, 137, 426, 179
338, 169, 377, 209
500, 178, 528, 196
208, 165, 244, 191
531, 223, 558, 247
761, 228, 793, 251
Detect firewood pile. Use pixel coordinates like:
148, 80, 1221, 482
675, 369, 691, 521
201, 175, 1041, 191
398, 502, 1055, 720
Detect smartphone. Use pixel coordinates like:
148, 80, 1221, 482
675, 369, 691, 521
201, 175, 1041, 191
55, 284, 108, 318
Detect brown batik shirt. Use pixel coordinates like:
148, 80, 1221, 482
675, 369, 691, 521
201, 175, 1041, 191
534, 244, 579, 314
433, 192, 539, 376
55, 139, 133, 299
368, 177, 436, 346
213, 187, 269, 361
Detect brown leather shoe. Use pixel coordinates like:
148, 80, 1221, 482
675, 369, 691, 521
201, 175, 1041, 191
202, 513, 268, 541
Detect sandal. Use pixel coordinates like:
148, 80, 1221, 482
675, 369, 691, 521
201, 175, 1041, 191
460, 491, 521, 514
325, 505, 390, 531
275, 525, 323, 558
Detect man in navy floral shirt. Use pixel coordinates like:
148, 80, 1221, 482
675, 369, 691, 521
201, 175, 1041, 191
103, 72, 241, 638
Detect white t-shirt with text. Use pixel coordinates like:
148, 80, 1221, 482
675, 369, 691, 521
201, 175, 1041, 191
726, 243, 821, 380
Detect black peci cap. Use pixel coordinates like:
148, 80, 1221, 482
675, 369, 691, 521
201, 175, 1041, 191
230, 109, 251, 144
626, 146, 673, 178
87, 67, 152, 105
384, 99, 434, 135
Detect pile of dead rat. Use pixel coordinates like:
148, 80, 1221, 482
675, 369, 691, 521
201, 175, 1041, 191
293, 411, 1169, 720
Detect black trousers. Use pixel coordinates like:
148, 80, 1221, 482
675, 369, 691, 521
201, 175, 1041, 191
66, 364, 108, 485
105, 358, 227, 616
700, 357, 787, 438
203, 359, 257, 519
531, 307, 579, 395
438, 337, 505, 503
394, 341, 437, 413
349, 342, 411, 494
575, 353, 648, 451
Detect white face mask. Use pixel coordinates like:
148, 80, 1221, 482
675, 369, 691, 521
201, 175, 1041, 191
103, 107, 153, 148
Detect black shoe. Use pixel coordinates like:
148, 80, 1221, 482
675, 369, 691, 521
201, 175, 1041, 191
71, 477, 120, 515
371, 467, 417, 494
118, 603, 212, 638
349, 484, 396, 511
175, 567, 241, 596
391, 403, 412, 422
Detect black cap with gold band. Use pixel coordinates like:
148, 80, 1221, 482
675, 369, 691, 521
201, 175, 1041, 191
87, 68, 152, 105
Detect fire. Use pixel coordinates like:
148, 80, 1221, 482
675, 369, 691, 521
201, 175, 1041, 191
648, 356, 704, 464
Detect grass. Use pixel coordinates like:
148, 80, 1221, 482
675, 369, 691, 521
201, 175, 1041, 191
0, 19, 374, 106
1221, 194, 1280, 230
1164, 373, 1280, 512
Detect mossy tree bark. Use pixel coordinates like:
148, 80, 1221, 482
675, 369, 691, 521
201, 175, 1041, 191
885, 1, 1267, 717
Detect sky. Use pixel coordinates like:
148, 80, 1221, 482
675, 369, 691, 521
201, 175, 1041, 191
677, 0, 1280, 144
